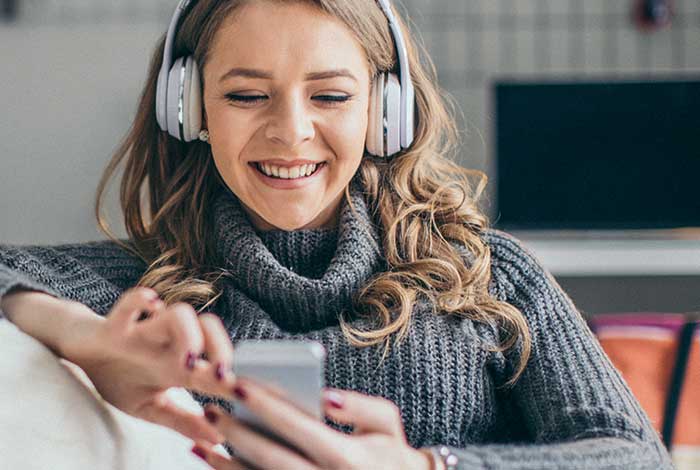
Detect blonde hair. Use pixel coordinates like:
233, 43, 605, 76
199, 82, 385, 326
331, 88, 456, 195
95, 0, 531, 385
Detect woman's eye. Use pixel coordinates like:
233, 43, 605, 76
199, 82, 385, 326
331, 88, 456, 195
314, 95, 352, 105
225, 94, 267, 105
225, 94, 352, 106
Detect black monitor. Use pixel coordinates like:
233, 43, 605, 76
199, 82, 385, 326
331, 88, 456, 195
493, 79, 700, 231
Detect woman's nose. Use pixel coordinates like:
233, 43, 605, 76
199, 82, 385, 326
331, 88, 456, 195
264, 95, 315, 148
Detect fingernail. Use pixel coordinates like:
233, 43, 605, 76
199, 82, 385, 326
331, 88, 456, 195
191, 445, 206, 461
324, 390, 344, 409
204, 409, 218, 424
185, 352, 196, 370
233, 385, 247, 400
215, 363, 224, 381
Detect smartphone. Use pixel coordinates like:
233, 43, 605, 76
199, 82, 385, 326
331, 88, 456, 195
231, 340, 326, 452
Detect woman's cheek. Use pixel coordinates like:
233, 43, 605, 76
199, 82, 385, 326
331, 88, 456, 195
332, 108, 369, 159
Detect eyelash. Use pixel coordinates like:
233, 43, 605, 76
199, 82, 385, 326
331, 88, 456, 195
225, 94, 352, 107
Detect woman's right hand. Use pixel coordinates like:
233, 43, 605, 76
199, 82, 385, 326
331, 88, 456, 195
60, 287, 236, 445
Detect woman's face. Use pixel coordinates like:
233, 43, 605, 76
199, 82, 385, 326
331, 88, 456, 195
202, 0, 371, 231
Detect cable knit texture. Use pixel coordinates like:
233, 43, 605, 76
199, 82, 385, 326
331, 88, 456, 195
0, 183, 673, 469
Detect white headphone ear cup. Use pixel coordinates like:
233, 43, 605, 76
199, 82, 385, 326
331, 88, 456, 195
182, 56, 202, 142
366, 73, 385, 157
384, 73, 401, 157
166, 57, 185, 140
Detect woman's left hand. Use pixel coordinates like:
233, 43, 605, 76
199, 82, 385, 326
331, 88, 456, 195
191, 378, 433, 470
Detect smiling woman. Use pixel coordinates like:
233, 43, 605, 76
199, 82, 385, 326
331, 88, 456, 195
201, 0, 371, 231
0, 0, 674, 469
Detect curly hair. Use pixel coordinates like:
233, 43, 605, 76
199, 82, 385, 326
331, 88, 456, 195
95, 0, 531, 385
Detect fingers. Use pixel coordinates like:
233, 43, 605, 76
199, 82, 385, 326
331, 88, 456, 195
134, 301, 206, 374
203, 405, 321, 470
129, 301, 236, 396
198, 313, 235, 375
222, 379, 347, 466
185, 313, 237, 397
108, 287, 164, 330
140, 393, 225, 446
321, 389, 405, 438
191, 441, 248, 470
162, 302, 206, 360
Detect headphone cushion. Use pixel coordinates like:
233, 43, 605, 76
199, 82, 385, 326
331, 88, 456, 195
383, 73, 401, 157
182, 56, 202, 142
156, 68, 169, 131
166, 57, 185, 140
366, 74, 384, 157
366, 72, 402, 157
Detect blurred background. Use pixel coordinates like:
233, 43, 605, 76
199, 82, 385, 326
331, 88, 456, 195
1, 0, 699, 314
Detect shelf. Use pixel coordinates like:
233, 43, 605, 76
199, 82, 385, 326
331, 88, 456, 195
513, 232, 700, 277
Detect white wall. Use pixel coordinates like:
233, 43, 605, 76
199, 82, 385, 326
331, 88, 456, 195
0, 23, 161, 244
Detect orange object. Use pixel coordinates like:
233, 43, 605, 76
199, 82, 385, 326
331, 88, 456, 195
589, 313, 700, 450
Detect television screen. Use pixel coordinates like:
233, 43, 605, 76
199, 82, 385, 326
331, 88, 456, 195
494, 79, 700, 231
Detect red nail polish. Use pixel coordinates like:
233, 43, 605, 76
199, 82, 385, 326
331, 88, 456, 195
204, 409, 218, 424
191, 445, 206, 461
215, 363, 224, 381
325, 391, 344, 409
186, 352, 196, 370
233, 385, 247, 400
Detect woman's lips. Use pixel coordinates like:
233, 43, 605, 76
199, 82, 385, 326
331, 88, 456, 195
249, 162, 327, 190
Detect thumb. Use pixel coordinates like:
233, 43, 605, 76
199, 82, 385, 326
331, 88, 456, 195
139, 390, 225, 445
321, 388, 405, 438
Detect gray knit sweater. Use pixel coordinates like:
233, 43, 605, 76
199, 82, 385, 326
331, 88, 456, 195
0, 184, 673, 469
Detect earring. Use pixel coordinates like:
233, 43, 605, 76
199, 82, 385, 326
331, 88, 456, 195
198, 129, 210, 143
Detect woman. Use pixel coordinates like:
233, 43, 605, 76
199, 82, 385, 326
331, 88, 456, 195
0, 0, 672, 469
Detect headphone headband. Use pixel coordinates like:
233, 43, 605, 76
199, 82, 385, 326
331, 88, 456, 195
374, 0, 415, 148
155, 0, 193, 131
156, 0, 414, 151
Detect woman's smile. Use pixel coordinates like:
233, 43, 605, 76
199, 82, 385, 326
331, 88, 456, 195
249, 160, 328, 190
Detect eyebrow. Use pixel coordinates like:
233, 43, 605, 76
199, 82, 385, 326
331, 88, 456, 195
219, 67, 358, 84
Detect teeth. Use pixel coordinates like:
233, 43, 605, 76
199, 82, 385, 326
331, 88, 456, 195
256, 162, 319, 179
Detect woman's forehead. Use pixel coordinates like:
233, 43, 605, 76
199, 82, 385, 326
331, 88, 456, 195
206, 1, 370, 82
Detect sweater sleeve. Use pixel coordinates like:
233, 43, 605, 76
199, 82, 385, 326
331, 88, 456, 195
435, 230, 673, 469
0, 240, 147, 318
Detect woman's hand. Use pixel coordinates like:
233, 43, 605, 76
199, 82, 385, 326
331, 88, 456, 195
190, 378, 434, 470
62, 287, 237, 445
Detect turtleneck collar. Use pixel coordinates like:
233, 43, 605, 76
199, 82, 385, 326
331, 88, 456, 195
212, 181, 386, 332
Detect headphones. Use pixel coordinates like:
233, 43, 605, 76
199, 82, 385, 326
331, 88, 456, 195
155, 0, 415, 158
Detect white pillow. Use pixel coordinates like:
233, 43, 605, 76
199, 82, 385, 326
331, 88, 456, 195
0, 320, 212, 470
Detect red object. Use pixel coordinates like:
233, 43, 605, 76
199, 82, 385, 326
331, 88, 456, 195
233, 385, 248, 400
589, 313, 700, 450
191, 446, 207, 461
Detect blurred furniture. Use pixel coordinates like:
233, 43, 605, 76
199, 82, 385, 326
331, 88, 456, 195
589, 313, 700, 470
519, 235, 700, 277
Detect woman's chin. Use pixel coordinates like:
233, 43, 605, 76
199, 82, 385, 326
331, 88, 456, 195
264, 216, 323, 232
